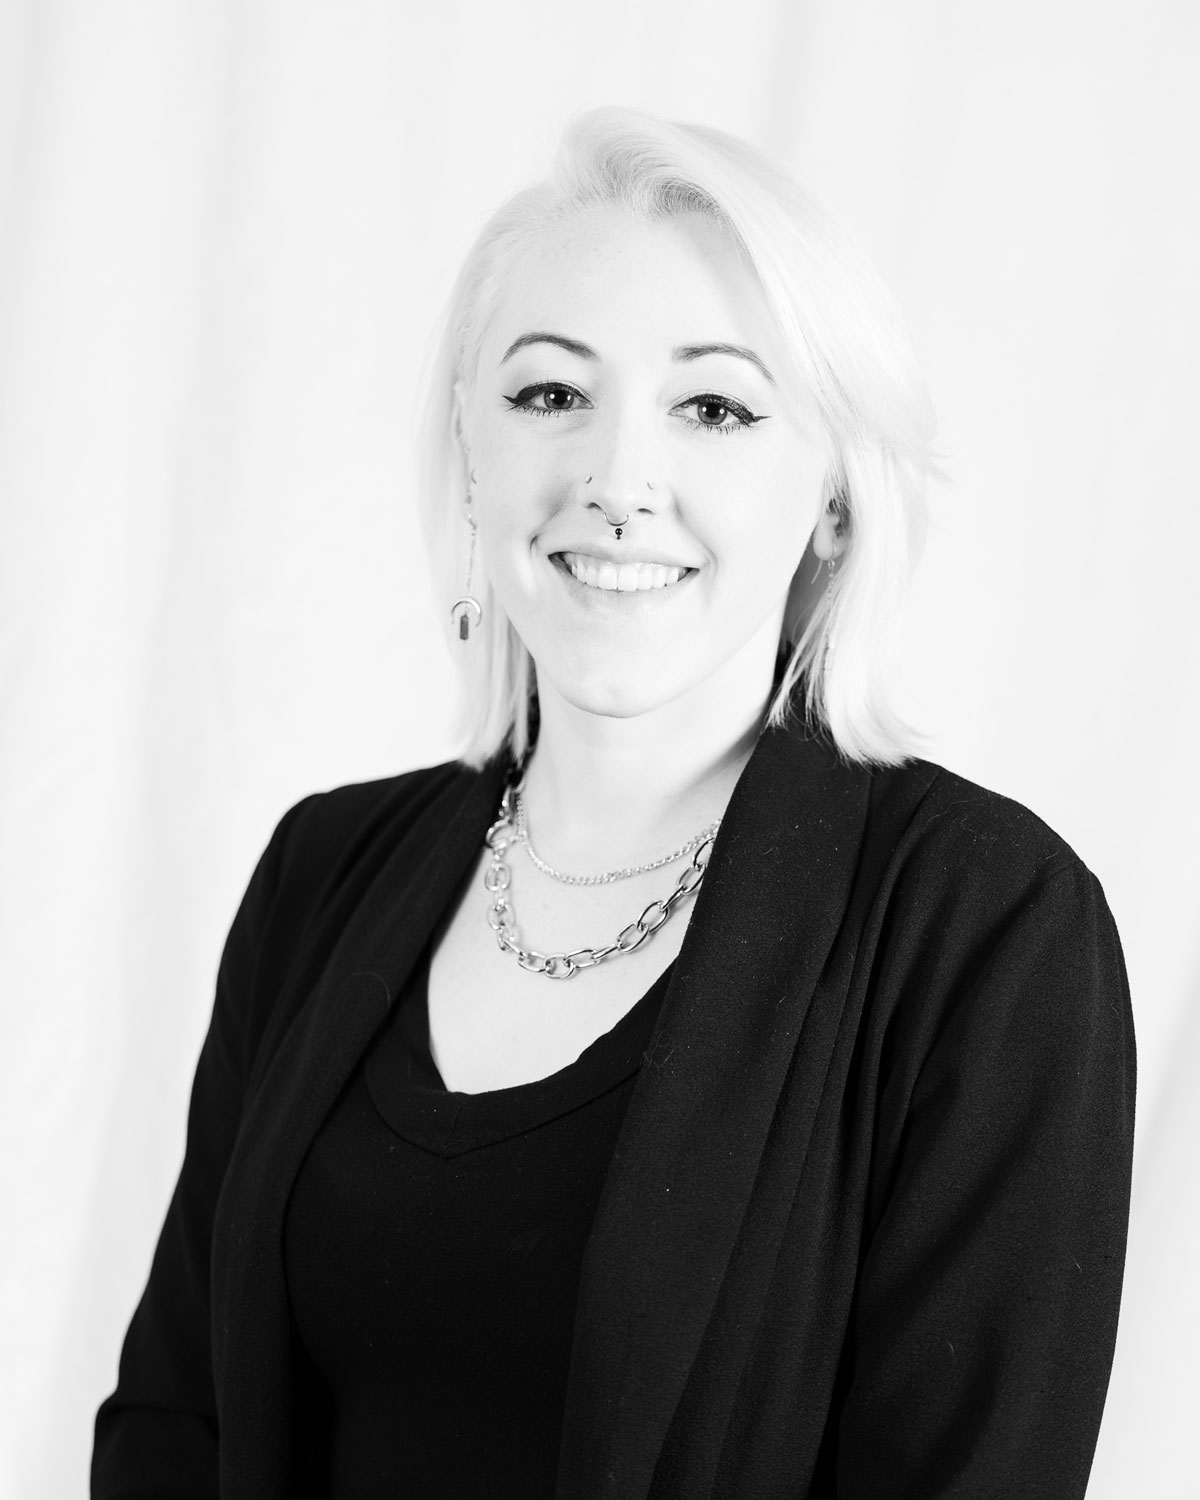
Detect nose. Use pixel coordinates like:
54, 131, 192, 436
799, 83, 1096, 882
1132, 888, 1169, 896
576, 416, 669, 526
583, 478, 658, 538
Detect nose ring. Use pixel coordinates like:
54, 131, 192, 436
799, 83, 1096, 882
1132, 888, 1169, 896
600, 507, 630, 540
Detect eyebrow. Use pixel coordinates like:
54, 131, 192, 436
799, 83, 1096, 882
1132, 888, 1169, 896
500, 332, 599, 364
672, 342, 775, 384
500, 331, 776, 386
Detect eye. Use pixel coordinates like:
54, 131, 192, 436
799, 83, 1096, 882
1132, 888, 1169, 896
674, 393, 767, 435
503, 382, 591, 417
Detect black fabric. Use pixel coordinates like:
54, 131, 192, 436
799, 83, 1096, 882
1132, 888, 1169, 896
92, 714, 1136, 1500
283, 944, 671, 1498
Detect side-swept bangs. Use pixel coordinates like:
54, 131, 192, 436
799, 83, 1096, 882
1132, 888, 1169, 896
419, 107, 937, 767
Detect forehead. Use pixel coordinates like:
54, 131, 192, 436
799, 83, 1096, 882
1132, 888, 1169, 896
481, 204, 786, 368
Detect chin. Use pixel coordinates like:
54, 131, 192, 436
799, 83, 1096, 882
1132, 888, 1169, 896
540, 655, 693, 722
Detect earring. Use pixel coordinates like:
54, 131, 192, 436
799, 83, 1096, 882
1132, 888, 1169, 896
450, 495, 482, 642
823, 554, 840, 681
811, 548, 841, 585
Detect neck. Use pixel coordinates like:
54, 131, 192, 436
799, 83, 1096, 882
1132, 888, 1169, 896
517, 628, 782, 872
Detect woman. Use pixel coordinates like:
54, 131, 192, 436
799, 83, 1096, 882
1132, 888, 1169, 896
93, 109, 1135, 1499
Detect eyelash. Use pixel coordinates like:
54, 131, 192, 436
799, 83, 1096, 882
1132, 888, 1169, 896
502, 382, 766, 436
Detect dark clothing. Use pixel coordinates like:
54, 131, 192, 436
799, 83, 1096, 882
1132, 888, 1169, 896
283, 945, 672, 1497
92, 713, 1136, 1499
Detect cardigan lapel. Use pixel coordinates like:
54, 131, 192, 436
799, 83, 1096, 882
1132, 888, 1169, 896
556, 717, 872, 1500
211, 755, 508, 1495
211, 709, 871, 1498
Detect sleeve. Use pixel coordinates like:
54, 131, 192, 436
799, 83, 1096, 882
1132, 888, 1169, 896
836, 860, 1136, 1499
91, 793, 321, 1500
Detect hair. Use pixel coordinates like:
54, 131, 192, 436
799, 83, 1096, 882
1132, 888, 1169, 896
418, 107, 938, 768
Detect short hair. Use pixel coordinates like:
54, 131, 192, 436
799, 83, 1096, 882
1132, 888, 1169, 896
418, 107, 937, 768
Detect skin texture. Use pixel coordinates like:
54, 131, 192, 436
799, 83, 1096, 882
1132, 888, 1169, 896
446, 205, 845, 999
460, 205, 837, 741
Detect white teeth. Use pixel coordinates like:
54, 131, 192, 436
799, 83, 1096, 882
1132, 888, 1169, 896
561, 552, 688, 592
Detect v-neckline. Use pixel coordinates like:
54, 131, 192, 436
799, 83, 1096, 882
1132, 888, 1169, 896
362, 944, 675, 1158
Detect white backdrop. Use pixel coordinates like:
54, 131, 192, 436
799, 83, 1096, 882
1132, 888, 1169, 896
1, 1, 1197, 1494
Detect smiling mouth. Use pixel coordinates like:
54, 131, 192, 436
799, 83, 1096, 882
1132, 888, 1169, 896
552, 550, 696, 593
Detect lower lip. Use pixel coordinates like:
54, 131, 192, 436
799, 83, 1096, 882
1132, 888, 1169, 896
548, 554, 698, 611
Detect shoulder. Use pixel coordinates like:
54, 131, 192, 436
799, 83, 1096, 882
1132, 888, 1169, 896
219, 759, 484, 1063
276, 759, 467, 863
854, 757, 1126, 1027
282, 757, 472, 854
862, 755, 1098, 917
854, 758, 1129, 1072
247, 758, 478, 947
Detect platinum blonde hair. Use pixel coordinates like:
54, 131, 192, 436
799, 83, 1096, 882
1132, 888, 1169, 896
419, 107, 937, 767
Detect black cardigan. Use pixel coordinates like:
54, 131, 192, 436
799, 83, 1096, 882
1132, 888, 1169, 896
92, 714, 1135, 1499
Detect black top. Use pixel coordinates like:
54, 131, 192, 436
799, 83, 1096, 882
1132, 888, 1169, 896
93, 718, 1135, 1500
284, 942, 674, 1498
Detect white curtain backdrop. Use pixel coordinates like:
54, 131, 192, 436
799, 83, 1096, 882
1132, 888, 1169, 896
2, 1, 1196, 1494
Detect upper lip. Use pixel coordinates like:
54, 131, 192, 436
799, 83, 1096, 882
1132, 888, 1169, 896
550, 544, 699, 570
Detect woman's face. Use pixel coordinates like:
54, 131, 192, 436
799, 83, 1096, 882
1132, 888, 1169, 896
460, 204, 831, 722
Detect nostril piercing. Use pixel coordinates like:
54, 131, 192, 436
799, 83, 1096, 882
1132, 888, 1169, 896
647, 480, 654, 491
585, 476, 592, 484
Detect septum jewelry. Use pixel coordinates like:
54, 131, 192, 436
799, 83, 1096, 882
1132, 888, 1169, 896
483, 783, 719, 980
584, 477, 657, 541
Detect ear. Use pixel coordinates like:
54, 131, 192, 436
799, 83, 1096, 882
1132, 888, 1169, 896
811, 496, 848, 562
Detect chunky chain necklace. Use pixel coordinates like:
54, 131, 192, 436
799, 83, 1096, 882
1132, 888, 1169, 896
484, 782, 719, 981
512, 781, 720, 886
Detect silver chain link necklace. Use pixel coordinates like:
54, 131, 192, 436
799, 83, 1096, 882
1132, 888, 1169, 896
511, 781, 720, 886
484, 782, 720, 981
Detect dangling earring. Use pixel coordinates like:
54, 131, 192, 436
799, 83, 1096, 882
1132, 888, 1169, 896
450, 495, 482, 642
822, 554, 839, 681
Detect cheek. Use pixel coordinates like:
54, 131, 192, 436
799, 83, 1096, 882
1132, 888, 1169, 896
475, 498, 533, 594
472, 414, 564, 522
701, 450, 824, 589
472, 474, 557, 604
470, 445, 545, 561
